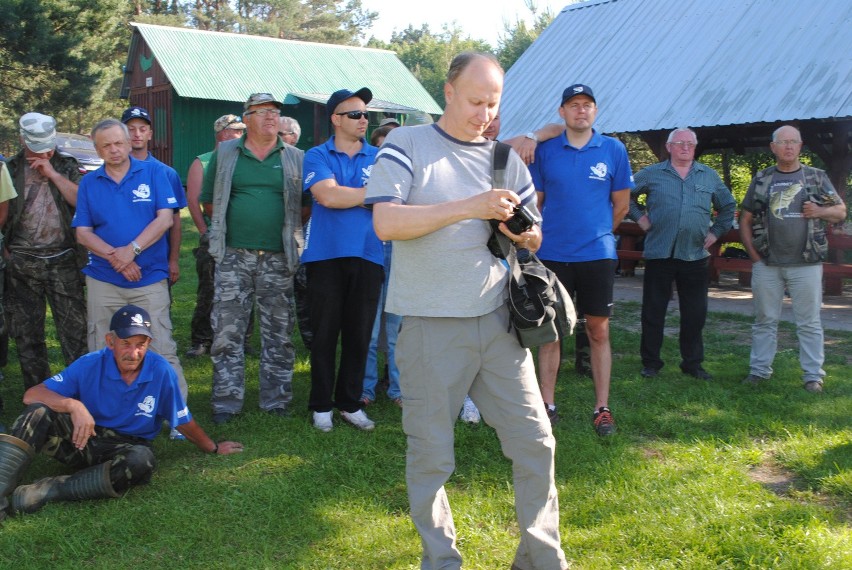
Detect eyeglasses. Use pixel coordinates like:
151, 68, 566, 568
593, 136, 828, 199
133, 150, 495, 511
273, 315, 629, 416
772, 139, 802, 146
279, 131, 295, 137
336, 111, 369, 120
245, 108, 281, 117
669, 141, 697, 148
565, 102, 595, 112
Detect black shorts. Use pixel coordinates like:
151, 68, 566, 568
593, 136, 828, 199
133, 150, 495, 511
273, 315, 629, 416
542, 258, 616, 317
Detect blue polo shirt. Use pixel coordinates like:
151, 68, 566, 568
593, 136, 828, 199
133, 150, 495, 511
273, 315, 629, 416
301, 136, 382, 265
73, 157, 178, 287
530, 129, 634, 262
43, 347, 191, 440
144, 154, 187, 209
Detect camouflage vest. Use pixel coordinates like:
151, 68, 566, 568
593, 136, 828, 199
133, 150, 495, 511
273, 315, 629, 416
750, 165, 835, 263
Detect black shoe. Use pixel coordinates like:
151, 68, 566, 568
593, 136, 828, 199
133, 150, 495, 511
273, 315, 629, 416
546, 405, 560, 425
640, 367, 659, 378
742, 374, 769, 386
575, 364, 592, 377
185, 343, 210, 358
593, 406, 616, 436
267, 407, 291, 418
682, 367, 713, 381
212, 412, 235, 425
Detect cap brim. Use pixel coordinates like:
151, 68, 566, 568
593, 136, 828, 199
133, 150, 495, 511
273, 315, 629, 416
24, 140, 55, 153
353, 87, 373, 105
114, 327, 154, 339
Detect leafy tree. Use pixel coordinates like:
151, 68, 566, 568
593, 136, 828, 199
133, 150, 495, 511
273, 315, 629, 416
0, 0, 127, 153
369, 24, 492, 108
496, 0, 555, 71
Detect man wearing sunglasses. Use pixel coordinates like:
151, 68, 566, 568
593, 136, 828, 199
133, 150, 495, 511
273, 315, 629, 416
200, 93, 304, 424
301, 88, 382, 433
628, 128, 735, 382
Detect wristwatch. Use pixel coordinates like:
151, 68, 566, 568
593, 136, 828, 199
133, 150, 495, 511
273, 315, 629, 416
525, 131, 538, 143
131, 240, 142, 256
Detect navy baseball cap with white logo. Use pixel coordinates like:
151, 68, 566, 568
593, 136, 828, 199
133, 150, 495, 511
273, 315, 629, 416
110, 305, 153, 339
326, 87, 372, 120
121, 106, 152, 125
561, 84, 596, 105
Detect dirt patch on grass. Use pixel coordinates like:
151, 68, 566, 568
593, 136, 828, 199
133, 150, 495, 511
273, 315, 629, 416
748, 460, 852, 523
748, 462, 802, 496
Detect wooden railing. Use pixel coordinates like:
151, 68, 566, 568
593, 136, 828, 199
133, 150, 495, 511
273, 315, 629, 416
615, 221, 852, 295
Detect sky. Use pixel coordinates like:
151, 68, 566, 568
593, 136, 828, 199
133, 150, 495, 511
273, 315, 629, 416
360, 0, 567, 47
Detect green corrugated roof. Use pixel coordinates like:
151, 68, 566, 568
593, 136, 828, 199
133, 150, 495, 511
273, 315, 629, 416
125, 23, 442, 115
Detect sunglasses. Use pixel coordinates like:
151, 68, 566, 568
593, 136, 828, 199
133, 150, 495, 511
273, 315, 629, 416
335, 111, 369, 120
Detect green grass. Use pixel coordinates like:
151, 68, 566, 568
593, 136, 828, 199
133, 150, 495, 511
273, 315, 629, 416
0, 213, 850, 569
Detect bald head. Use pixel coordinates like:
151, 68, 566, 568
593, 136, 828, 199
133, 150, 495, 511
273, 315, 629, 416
440, 53, 503, 142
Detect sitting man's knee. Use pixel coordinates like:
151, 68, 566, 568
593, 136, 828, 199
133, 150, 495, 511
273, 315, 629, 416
119, 445, 157, 487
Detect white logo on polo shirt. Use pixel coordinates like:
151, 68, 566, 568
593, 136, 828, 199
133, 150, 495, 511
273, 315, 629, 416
50, 373, 64, 383
132, 184, 152, 202
305, 171, 316, 186
136, 395, 155, 417
589, 162, 608, 180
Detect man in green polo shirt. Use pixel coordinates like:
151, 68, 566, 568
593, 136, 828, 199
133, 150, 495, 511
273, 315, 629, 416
200, 93, 304, 424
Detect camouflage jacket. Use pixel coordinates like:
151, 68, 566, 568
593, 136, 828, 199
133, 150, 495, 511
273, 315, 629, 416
5, 148, 82, 250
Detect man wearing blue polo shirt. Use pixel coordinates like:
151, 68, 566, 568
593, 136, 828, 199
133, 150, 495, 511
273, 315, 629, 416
526, 84, 634, 436
72, 118, 188, 410
121, 106, 188, 285
302, 87, 383, 432
0, 305, 242, 520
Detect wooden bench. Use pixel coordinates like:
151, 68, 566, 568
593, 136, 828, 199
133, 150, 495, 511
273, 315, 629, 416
615, 222, 852, 295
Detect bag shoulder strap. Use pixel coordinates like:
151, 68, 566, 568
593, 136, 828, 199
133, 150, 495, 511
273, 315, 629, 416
490, 142, 516, 262
491, 141, 512, 189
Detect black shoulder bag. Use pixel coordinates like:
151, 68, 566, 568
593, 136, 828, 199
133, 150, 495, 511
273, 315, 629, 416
489, 142, 576, 348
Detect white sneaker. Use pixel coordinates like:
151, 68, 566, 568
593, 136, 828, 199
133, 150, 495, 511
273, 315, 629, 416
340, 409, 375, 431
313, 411, 333, 432
459, 396, 481, 424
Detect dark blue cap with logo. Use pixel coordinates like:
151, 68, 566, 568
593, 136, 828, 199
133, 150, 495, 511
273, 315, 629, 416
121, 106, 152, 125
110, 305, 153, 339
326, 87, 372, 120
561, 84, 596, 106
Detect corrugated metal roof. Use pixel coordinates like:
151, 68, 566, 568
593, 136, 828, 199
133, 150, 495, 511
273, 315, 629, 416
124, 23, 442, 115
500, 0, 852, 137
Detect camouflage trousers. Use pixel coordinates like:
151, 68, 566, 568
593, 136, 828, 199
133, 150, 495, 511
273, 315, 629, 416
293, 263, 313, 350
11, 403, 156, 492
5, 250, 88, 388
190, 233, 216, 346
190, 234, 255, 347
211, 248, 296, 414
574, 311, 592, 375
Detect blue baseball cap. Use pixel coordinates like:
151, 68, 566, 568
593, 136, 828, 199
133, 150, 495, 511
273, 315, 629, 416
121, 106, 152, 125
110, 305, 153, 339
561, 84, 596, 106
326, 87, 372, 120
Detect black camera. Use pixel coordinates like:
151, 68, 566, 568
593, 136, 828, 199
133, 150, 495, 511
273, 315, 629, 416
504, 204, 536, 235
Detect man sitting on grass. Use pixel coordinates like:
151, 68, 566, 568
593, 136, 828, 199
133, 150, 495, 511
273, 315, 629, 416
0, 305, 243, 521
